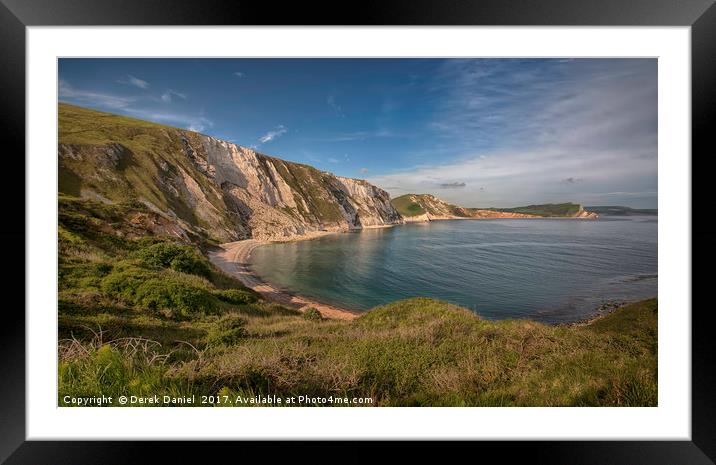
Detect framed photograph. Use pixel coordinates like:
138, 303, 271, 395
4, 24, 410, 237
3, 0, 715, 462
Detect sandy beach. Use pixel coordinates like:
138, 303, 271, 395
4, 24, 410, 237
208, 236, 361, 320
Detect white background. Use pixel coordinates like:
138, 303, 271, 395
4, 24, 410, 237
27, 27, 691, 440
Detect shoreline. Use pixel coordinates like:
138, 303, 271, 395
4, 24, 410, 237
562, 300, 630, 327
208, 236, 361, 321
403, 215, 599, 223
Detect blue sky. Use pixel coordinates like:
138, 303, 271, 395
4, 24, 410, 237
59, 58, 657, 208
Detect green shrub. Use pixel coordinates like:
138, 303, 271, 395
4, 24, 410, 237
303, 307, 323, 321
100, 267, 216, 317
214, 289, 259, 305
135, 242, 211, 278
60, 262, 114, 291
100, 267, 153, 302
134, 278, 216, 317
207, 314, 247, 346
170, 252, 211, 277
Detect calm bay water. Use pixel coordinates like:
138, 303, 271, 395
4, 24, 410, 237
249, 217, 657, 323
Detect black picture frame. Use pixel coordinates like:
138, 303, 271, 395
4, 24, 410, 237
2, 0, 714, 462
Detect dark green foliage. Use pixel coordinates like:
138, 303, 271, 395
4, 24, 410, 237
207, 314, 248, 346
135, 242, 211, 278
490, 202, 583, 217
133, 277, 216, 317
100, 268, 216, 317
214, 289, 259, 305
302, 307, 323, 321
99, 267, 153, 300
585, 206, 658, 216
391, 195, 426, 216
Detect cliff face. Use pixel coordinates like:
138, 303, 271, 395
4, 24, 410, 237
199, 138, 402, 239
573, 205, 599, 219
58, 104, 402, 242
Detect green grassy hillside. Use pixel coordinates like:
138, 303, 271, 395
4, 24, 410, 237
58, 197, 657, 407
391, 194, 427, 216
586, 206, 658, 216
391, 193, 468, 217
488, 202, 583, 217
392, 195, 593, 219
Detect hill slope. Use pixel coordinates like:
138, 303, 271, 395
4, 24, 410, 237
59, 103, 402, 242
586, 206, 658, 216
392, 194, 598, 221
393, 194, 556, 221
489, 202, 598, 218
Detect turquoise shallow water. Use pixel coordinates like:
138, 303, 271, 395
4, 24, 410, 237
249, 217, 658, 323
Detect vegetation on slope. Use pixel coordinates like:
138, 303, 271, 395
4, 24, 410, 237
585, 206, 658, 216
391, 194, 427, 217
58, 197, 657, 407
392, 195, 594, 219
487, 202, 584, 217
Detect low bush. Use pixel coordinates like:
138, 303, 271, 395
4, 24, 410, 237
135, 242, 211, 278
100, 267, 153, 301
134, 278, 216, 317
100, 267, 216, 317
302, 307, 323, 321
213, 289, 259, 305
207, 314, 247, 346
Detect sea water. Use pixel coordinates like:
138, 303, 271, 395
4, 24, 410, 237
249, 217, 657, 323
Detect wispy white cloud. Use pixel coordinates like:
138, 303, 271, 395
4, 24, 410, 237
259, 125, 287, 144
306, 129, 394, 142
438, 181, 466, 188
60, 79, 211, 132
59, 79, 135, 109
327, 95, 344, 117
125, 108, 213, 132
234, 72, 244, 78
160, 89, 187, 103
118, 75, 150, 89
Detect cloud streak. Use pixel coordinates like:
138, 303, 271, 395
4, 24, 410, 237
305, 129, 395, 142
60, 80, 211, 132
59, 80, 135, 109
438, 182, 467, 188
160, 89, 187, 103
125, 109, 213, 132
118, 75, 150, 89
327, 95, 344, 117
259, 125, 287, 144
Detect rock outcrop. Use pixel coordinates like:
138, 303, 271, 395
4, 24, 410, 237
58, 103, 402, 242
573, 205, 599, 219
